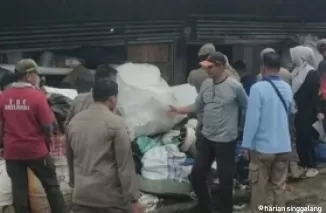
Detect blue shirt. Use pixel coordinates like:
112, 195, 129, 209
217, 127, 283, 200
242, 76, 292, 154
241, 75, 257, 95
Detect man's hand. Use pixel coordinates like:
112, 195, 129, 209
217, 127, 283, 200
167, 105, 180, 117
131, 202, 144, 213
317, 113, 325, 120
242, 149, 249, 161
69, 181, 74, 189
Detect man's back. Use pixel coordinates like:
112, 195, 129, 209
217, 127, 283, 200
0, 86, 53, 160
242, 79, 292, 154
64, 92, 93, 127
66, 104, 138, 209
257, 68, 292, 85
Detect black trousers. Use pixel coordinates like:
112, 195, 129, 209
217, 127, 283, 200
189, 136, 236, 213
295, 116, 317, 168
6, 154, 66, 213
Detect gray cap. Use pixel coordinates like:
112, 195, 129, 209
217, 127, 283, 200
198, 43, 216, 57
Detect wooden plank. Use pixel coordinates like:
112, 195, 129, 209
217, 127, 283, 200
127, 43, 169, 63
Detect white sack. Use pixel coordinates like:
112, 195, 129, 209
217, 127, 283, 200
313, 120, 326, 142
170, 84, 197, 107
116, 63, 184, 140
0, 160, 12, 206
44, 86, 78, 100
141, 144, 191, 183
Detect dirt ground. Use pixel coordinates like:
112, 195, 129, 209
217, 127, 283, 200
156, 165, 326, 213
236, 164, 326, 213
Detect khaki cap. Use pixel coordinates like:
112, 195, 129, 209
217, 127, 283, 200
15, 59, 39, 75
198, 43, 216, 57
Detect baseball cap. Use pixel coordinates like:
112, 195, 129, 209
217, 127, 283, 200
15, 59, 39, 75
198, 43, 216, 57
200, 52, 226, 68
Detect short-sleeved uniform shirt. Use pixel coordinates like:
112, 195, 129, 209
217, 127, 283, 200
0, 84, 53, 160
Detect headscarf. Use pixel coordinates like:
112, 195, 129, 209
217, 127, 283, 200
224, 55, 240, 81
290, 46, 316, 94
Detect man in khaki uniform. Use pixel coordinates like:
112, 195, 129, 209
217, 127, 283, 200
64, 64, 117, 128
188, 43, 240, 92
66, 80, 142, 213
188, 43, 216, 92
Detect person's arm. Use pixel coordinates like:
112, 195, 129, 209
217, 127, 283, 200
36, 93, 54, 140
0, 122, 3, 148
236, 84, 248, 112
114, 120, 141, 203
236, 84, 248, 129
0, 96, 3, 148
64, 100, 77, 130
306, 71, 322, 114
241, 86, 261, 150
0, 113, 3, 148
187, 70, 197, 86
65, 129, 74, 188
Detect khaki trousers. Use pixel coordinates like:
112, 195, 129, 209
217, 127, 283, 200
71, 204, 129, 213
249, 151, 290, 213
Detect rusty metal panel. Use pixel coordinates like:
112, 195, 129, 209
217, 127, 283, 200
128, 43, 169, 62
0, 22, 125, 52
2, 0, 326, 28
127, 43, 173, 83
125, 20, 183, 41
194, 0, 326, 21
0, 20, 183, 52
0, 0, 189, 27
195, 19, 326, 44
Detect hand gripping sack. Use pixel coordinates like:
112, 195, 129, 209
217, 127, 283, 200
116, 63, 184, 140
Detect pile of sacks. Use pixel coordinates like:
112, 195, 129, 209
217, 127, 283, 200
116, 63, 199, 212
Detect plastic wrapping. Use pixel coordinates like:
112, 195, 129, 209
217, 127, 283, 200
116, 63, 185, 140
0, 161, 12, 207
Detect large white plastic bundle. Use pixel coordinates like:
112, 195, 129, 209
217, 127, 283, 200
170, 84, 197, 107
116, 63, 184, 140
0, 160, 12, 208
